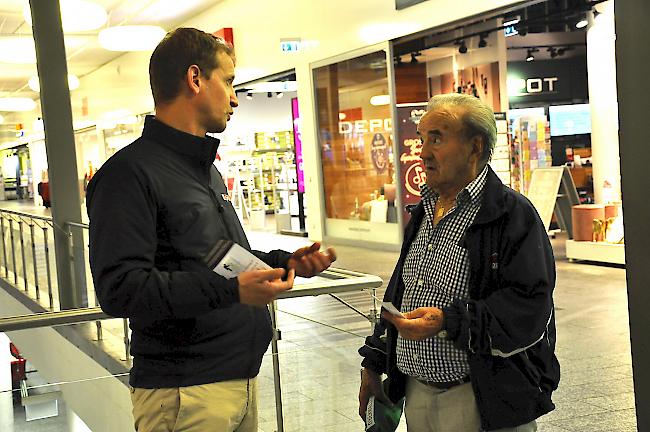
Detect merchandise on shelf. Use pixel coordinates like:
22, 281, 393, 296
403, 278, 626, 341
510, 115, 551, 194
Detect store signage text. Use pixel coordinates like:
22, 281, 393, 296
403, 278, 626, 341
509, 76, 558, 96
339, 118, 392, 135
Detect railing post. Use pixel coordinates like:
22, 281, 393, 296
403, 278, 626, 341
18, 219, 28, 291
43, 225, 54, 309
0, 215, 7, 278
29, 222, 40, 300
122, 318, 131, 361
67, 223, 88, 308
9, 219, 17, 285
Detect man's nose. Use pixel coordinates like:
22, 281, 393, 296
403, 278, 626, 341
231, 92, 239, 107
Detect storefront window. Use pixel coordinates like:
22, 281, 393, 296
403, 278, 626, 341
314, 50, 397, 225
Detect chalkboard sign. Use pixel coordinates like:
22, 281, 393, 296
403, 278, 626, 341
526, 166, 580, 237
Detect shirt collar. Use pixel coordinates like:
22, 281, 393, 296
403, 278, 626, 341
141, 115, 220, 166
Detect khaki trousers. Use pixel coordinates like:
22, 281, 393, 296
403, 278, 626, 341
404, 377, 537, 432
131, 378, 257, 432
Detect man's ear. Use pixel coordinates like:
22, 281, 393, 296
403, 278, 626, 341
470, 135, 484, 161
186, 65, 201, 95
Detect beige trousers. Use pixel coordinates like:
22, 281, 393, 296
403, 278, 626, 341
404, 377, 537, 432
131, 378, 257, 432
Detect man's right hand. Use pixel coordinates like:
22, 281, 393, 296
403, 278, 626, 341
358, 368, 393, 422
237, 268, 295, 307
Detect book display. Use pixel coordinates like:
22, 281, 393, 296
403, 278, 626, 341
510, 115, 552, 194
491, 113, 512, 187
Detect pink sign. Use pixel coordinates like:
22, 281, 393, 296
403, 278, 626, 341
291, 97, 305, 193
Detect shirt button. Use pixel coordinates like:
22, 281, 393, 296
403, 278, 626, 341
427, 244, 433, 250
417, 279, 423, 286
413, 353, 419, 360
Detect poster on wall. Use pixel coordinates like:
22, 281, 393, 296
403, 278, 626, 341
397, 103, 428, 224
429, 62, 501, 112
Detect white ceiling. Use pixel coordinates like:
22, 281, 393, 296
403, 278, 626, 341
0, 0, 222, 99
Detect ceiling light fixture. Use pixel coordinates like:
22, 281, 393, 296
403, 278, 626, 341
276, 92, 284, 99
99, 26, 166, 51
246, 92, 253, 100
0, 37, 36, 64
28, 74, 80, 92
410, 52, 420, 64
526, 49, 537, 62
576, 14, 589, 29
370, 95, 390, 106
23, 0, 107, 32
458, 40, 468, 54
548, 47, 558, 58
478, 33, 488, 48
0, 98, 37, 112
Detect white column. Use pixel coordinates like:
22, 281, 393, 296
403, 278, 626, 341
0, 333, 15, 432
587, 0, 620, 203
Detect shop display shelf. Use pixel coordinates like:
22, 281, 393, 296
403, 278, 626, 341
565, 239, 625, 265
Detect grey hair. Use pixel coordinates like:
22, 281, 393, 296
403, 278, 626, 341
426, 93, 496, 168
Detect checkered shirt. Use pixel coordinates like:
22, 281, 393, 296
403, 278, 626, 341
396, 165, 488, 382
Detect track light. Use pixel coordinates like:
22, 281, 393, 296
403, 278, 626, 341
478, 33, 488, 48
246, 92, 253, 100
267, 92, 272, 98
458, 40, 467, 54
526, 48, 538, 62
576, 13, 588, 28
410, 52, 420, 64
276, 92, 283, 98
395, 56, 403, 67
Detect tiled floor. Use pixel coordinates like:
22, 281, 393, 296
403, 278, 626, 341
3, 209, 638, 431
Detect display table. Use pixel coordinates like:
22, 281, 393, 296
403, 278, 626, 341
565, 240, 625, 265
269, 267, 383, 432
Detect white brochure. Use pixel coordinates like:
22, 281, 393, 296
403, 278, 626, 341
381, 302, 405, 318
212, 242, 271, 279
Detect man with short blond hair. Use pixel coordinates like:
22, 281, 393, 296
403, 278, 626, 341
88, 28, 336, 432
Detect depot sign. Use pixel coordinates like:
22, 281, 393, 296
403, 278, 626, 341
338, 118, 392, 135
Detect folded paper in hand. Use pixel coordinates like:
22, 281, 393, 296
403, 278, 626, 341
205, 240, 270, 279
381, 302, 404, 318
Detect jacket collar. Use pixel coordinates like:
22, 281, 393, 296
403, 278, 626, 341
142, 115, 220, 166
409, 165, 507, 229
470, 165, 507, 226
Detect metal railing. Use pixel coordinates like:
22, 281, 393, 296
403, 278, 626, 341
0, 209, 57, 308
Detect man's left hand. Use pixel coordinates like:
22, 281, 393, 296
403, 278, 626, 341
287, 242, 337, 278
381, 307, 444, 340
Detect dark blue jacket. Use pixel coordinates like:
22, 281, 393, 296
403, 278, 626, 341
87, 116, 290, 388
359, 166, 560, 431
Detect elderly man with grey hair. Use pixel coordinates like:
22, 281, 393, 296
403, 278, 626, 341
359, 93, 560, 431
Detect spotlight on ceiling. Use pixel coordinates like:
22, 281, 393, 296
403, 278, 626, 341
410, 52, 420, 64
276, 92, 283, 99
395, 55, 403, 67
267, 92, 272, 98
458, 40, 468, 54
548, 47, 558, 58
576, 14, 588, 28
246, 92, 253, 100
478, 33, 488, 48
526, 48, 537, 62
